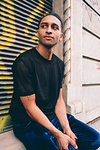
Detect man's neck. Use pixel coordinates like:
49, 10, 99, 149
36, 44, 55, 60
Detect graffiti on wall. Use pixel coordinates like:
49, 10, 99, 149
97, 62, 100, 70
0, 0, 52, 133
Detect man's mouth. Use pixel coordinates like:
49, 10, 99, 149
44, 36, 54, 39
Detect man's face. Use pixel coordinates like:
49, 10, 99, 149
37, 15, 63, 48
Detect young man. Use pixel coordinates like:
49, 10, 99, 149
10, 13, 100, 150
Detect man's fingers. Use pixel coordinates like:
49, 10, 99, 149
69, 138, 78, 149
72, 135, 78, 142
74, 134, 78, 140
70, 133, 78, 142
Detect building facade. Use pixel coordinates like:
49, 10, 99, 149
54, 0, 100, 131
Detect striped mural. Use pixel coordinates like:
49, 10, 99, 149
0, 0, 52, 133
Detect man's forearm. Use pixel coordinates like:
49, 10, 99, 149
20, 94, 61, 138
27, 103, 62, 136
55, 89, 71, 131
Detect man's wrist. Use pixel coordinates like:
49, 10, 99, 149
51, 128, 62, 138
62, 119, 71, 130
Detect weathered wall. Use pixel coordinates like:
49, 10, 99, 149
63, 0, 100, 126
82, 0, 100, 122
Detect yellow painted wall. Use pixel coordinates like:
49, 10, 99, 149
0, 0, 52, 133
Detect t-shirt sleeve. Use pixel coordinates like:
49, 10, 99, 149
12, 60, 35, 96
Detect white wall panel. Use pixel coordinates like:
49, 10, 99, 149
85, 0, 100, 14
82, 59, 100, 84
82, 86, 100, 113
82, 30, 100, 60
82, 2, 100, 37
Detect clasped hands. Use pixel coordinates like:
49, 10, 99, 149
56, 128, 78, 150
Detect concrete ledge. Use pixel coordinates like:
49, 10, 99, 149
0, 130, 26, 150
88, 117, 100, 133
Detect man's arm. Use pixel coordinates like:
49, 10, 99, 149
55, 89, 78, 142
20, 94, 59, 135
20, 94, 78, 150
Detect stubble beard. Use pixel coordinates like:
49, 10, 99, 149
39, 40, 57, 49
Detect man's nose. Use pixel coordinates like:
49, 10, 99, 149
46, 26, 52, 34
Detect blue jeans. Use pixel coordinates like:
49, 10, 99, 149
13, 114, 100, 150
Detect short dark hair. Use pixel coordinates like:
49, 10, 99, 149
38, 13, 63, 32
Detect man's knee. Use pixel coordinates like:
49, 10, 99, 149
91, 133, 100, 149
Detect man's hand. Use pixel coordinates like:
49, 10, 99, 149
63, 128, 78, 142
55, 131, 78, 150
54, 89, 78, 149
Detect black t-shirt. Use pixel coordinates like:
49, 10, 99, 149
9, 47, 64, 125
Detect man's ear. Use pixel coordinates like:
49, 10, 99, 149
59, 33, 63, 41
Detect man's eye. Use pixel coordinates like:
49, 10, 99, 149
52, 25, 59, 30
41, 25, 47, 28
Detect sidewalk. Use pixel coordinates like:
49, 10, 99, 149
0, 130, 26, 150
88, 117, 100, 133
